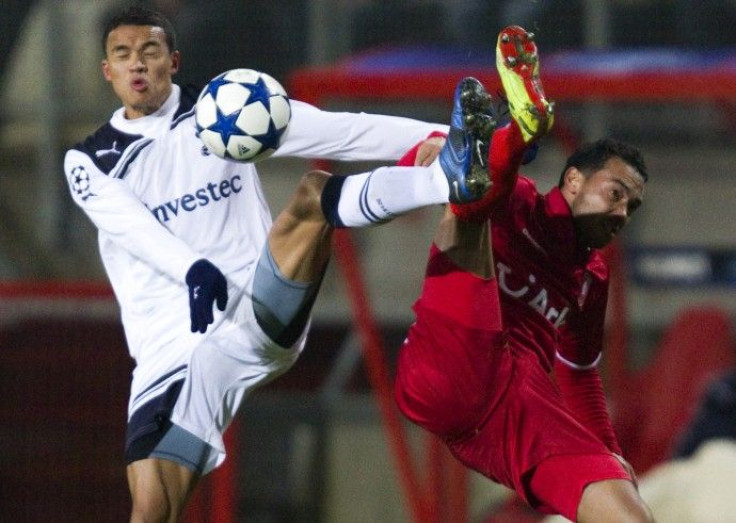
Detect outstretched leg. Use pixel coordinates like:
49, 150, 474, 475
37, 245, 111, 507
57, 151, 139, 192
395, 99, 505, 435
256, 77, 496, 346
496, 25, 554, 143
434, 204, 493, 279
394, 201, 508, 439
452, 25, 554, 222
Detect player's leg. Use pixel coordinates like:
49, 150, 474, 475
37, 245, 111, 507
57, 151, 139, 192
434, 203, 493, 278
577, 479, 654, 523
495, 25, 554, 143
127, 459, 198, 523
253, 169, 334, 347
394, 203, 508, 438
123, 378, 214, 522
320, 75, 495, 229
527, 441, 653, 521
395, 100, 510, 437
256, 77, 495, 346
269, 75, 494, 238
451, 25, 553, 222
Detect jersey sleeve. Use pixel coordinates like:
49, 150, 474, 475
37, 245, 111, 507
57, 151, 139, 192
64, 149, 201, 283
273, 100, 449, 161
554, 359, 622, 454
557, 275, 608, 368
554, 276, 621, 453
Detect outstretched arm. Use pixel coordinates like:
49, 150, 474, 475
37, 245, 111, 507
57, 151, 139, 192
273, 100, 449, 162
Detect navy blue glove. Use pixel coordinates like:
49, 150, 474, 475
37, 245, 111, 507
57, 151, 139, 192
185, 259, 228, 334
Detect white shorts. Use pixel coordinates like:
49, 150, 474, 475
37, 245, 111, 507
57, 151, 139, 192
125, 276, 308, 474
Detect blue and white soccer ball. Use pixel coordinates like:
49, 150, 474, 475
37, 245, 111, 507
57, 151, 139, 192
195, 69, 291, 162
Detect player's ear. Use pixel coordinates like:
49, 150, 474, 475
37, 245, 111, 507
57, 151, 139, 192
101, 59, 112, 82
170, 50, 181, 75
563, 167, 583, 196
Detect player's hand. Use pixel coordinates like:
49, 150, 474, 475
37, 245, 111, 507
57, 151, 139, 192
613, 453, 638, 488
414, 136, 446, 166
185, 259, 228, 334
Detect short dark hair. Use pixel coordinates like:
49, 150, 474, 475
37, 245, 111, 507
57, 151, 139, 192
101, 6, 177, 54
558, 138, 648, 188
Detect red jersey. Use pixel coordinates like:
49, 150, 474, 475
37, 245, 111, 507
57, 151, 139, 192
395, 130, 626, 515
490, 175, 609, 372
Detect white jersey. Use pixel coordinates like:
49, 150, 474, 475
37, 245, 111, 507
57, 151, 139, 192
63, 84, 446, 403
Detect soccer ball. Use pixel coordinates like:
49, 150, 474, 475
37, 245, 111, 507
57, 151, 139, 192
195, 69, 291, 162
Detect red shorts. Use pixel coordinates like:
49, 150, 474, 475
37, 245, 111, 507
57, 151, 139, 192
394, 247, 630, 520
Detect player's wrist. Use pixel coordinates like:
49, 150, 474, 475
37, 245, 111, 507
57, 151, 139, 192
186, 259, 216, 284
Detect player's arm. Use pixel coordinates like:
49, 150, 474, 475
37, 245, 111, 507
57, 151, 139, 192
556, 282, 623, 455
555, 355, 622, 455
65, 150, 200, 281
273, 99, 449, 161
64, 151, 226, 333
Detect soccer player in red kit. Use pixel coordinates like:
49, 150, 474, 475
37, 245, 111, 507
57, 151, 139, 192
395, 26, 654, 522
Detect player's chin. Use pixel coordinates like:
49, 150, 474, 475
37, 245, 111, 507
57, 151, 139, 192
131, 100, 161, 117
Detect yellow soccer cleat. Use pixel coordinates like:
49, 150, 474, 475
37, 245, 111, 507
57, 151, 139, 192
496, 25, 554, 143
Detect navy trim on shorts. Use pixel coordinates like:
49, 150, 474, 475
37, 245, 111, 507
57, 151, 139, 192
125, 379, 184, 464
132, 365, 188, 405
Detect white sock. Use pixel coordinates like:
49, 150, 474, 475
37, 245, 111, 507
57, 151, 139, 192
336, 162, 450, 227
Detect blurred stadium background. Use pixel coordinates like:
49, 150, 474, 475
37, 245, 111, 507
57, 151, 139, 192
2, 1, 736, 521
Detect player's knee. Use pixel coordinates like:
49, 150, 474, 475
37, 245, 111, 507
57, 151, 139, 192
128, 457, 195, 523
289, 169, 332, 221
130, 485, 173, 523
578, 479, 653, 523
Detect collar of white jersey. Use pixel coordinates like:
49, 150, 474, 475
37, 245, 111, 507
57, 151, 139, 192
109, 84, 181, 135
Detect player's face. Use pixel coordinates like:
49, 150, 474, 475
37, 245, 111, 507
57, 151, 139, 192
564, 157, 645, 249
102, 24, 180, 119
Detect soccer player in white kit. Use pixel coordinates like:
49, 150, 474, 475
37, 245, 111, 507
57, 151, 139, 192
62, 6, 495, 521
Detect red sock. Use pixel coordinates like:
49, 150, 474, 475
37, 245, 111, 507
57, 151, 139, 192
451, 121, 528, 222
